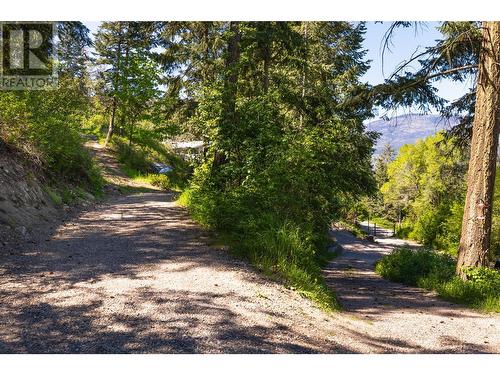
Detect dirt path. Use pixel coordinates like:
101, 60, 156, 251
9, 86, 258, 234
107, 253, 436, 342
0, 144, 498, 353
325, 227, 500, 353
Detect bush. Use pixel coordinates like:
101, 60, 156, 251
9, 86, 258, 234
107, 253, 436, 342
147, 174, 171, 190
0, 78, 104, 196
375, 248, 500, 312
44, 187, 63, 206
111, 135, 191, 190
179, 183, 340, 311
375, 248, 455, 285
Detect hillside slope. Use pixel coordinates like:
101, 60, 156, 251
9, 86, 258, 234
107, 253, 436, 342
366, 114, 458, 155
0, 144, 57, 245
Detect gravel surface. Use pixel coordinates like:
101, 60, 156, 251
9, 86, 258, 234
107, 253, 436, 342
0, 144, 498, 353
325, 227, 500, 353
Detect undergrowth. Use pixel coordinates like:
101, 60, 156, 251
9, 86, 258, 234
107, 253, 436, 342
111, 136, 190, 190
178, 187, 340, 311
375, 247, 500, 312
338, 221, 366, 239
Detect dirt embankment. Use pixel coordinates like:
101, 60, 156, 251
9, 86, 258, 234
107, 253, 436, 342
0, 144, 59, 246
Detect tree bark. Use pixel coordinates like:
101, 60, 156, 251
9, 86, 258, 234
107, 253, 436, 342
213, 21, 241, 169
258, 22, 271, 94
456, 21, 500, 277
104, 96, 117, 148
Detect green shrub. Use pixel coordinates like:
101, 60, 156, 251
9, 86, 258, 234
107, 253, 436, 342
44, 187, 63, 206
395, 224, 412, 239
179, 182, 340, 311
376, 248, 500, 312
375, 248, 455, 285
144, 174, 171, 190
111, 135, 191, 190
0, 78, 104, 197
178, 96, 375, 311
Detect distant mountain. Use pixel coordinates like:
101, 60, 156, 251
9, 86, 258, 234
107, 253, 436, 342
366, 114, 459, 155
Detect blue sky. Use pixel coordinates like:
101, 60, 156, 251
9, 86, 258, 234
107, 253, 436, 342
362, 22, 473, 104
84, 21, 472, 109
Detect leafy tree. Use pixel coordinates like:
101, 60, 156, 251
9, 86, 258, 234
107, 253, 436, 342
374, 143, 395, 188
57, 22, 92, 79
177, 22, 376, 305
381, 132, 467, 250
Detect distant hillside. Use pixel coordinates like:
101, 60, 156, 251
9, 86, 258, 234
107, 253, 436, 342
366, 114, 459, 155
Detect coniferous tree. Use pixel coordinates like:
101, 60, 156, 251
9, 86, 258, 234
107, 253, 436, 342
372, 22, 500, 275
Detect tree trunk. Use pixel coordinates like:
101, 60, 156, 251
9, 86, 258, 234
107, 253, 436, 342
263, 48, 270, 94
104, 25, 123, 148
456, 21, 500, 277
104, 96, 117, 148
299, 22, 308, 128
203, 22, 211, 83
212, 21, 241, 169
258, 22, 271, 94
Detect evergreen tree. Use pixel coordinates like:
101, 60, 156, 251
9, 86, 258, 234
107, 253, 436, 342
57, 22, 92, 79
94, 22, 160, 147
372, 22, 500, 276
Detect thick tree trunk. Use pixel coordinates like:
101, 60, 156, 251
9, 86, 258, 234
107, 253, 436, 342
456, 21, 500, 277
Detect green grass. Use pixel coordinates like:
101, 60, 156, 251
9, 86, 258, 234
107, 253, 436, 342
122, 166, 174, 191
375, 247, 500, 313
179, 188, 340, 311
111, 136, 191, 191
368, 216, 395, 230
338, 221, 367, 239
44, 186, 63, 206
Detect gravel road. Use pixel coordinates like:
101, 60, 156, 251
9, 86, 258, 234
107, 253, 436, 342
325, 227, 500, 353
0, 144, 498, 353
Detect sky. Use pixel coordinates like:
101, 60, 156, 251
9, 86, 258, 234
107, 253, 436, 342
83, 21, 473, 112
362, 22, 473, 104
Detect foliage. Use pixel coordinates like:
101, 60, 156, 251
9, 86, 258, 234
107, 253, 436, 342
112, 135, 191, 190
368, 131, 500, 260
376, 248, 500, 312
371, 22, 481, 145
175, 22, 377, 309
0, 76, 103, 194
378, 133, 467, 253
179, 186, 340, 310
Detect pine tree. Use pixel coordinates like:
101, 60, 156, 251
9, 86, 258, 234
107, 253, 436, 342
372, 22, 500, 275
94, 22, 160, 147
456, 22, 500, 275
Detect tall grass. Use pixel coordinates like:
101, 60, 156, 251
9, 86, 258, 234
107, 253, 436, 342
179, 187, 340, 311
111, 136, 191, 190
